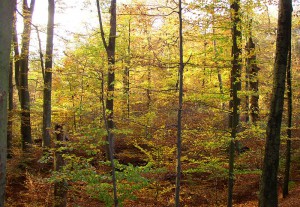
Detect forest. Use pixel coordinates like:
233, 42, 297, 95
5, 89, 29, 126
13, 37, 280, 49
0, 0, 299, 206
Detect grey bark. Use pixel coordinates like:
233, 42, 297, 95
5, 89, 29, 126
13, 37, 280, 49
0, 0, 15, 205
96, 0, 116, 160
175, 0, 184, 206
43, 0, 55, 147
19, 0, 36, 149
12, 5, 20, 96
246, 37, 260, 124
212, 0, 224, 109
228, 0, 242, 206
96, 0, 118, 206
7, 60, 13, 159
259, 0, 292, 206
123, 18, 131, 119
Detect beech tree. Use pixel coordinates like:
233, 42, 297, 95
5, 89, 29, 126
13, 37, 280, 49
18, 0, 36, 149
228, 0, 242, 205
259, 0, 292, 206
97, 0, 118, 206
7, 61, 13, 158
0, 0, 15, 205
245, 36, 260, 124
283, 44, 292, 198
175, 1, 184, 206
42, 0, 55, 147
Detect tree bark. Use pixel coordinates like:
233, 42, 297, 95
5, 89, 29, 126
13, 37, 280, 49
97, 1, 118, 206
122, 18, 131, 119
212, 0, 224, 109
0, 0, 15, 205
283, 39, 292, 198
228, 0, 242, 206
246, 37, 260, 124
96, 0, 116, 160
7, 60, 13, 159
43, 0, 55, 147
19, 0, 36, 149
13, 2, 20, 100
259, 0, 292, 206
175, 0, 184, 206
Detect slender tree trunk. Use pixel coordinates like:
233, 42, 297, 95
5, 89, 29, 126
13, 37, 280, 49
13, 3, 20, 100
106, 14, 116, 160
212, 0, 224, 109
228, 0, 242, 206
96, 0, 116, 160
283, 41, 292, 198
145, 66, 151, 138
246, 37, 260, 124
0, 0, 15, 205
245, 45, 250, 123
42, 0, 55, 148
123, 18, 131, 119
7, 60, 13, 158
100, 71, 118, 207
259, 0, 292, 206
202, 37, 207, 87
20, 0, 36, 149
175, 0, 184, 206
97, 1, 118, 206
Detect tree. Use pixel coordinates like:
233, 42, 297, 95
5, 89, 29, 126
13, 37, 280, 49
227, 0, 242, 205
97, 0, 116, 159
12, 1, 21, 100
42, 0, 55, 147
212, 0, 224, 110
19, 0, 36, 149
283, 43, 292, 198
175, 0, 184, 206
97, 0, 118, 206
0, 0, 16, 205
7, 60, 13, 158
259, 0, 292, 206
245, 36, 260, 124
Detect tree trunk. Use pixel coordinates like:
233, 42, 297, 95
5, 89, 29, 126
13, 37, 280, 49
228, 0, 242, 206
42, 0, 55, 148
259, 0, 292, 206
13, 2, 20, 100
212, 0, 224, 109
145, 66, 151, 138
122, 18, 131, 119
246, 37, 260, 124
97, 1, 118, 206
105, 0, 117, 159
19, 0, 36, 149
7, 60, 13, 159
54, 124, 67, 207
175, 0, 184, 206
96, 0, 116, 160
283, 37, 292, 198
0, 0, 15, 205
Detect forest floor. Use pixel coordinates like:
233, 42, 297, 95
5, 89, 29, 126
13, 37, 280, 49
5, 143, 300, 207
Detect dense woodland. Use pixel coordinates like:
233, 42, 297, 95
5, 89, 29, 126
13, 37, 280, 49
0, 0, 300, 206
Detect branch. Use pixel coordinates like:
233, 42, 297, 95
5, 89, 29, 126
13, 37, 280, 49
96, 0, 108, 50
34, 26, 45, 80
184, 53, 192, 67
30, 0, 36, 14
